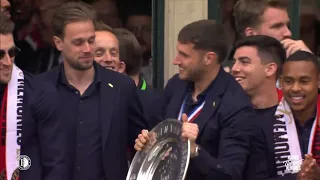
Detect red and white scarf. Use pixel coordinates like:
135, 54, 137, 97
273, 91, 320, 176
0, 65, 24, 180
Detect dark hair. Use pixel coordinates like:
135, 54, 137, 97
113, 28, 142, 76
231, 35, 286, 77
52, 2, 96, 38
94, 20, 112, 32
0, 12, 14, 34
178, 19, 230, 63
233, 0, 289, 37
286, 51, 320, 73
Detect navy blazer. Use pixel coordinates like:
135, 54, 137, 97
40, 63, 149, 180
164, 68, 259, 180
19, 72, 67, 180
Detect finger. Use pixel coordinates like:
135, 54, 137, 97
135, 138, 145, 148
134, 144, 142, 151
142, 129, 149, 138
182, 132, 197, 141
138, 134, 148, 144
182, 124, 199, 133
182, 131, 198, 138
181, 128, 199, 138
182, 113, 188, 123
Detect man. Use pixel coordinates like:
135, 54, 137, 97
124, 0, 152, 85
278, 51, 320, 179
0, 13, 66, 180
134, 20, 258, 180
231, 35, 287, 179
233, 0, 311, 59
93, 23, 162, 127
231, 35, 319, 179
40, 2, 149, 180
113, 28, 163, 127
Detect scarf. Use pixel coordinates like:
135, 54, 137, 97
0, 65, 24, 180
273, 93, 320, 176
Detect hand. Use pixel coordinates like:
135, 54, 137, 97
134, 129, 149, 151
181, 113, 199, 157
297, 154, 317, 180
281, 39, 313, 58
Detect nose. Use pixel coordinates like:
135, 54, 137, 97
83, 42, 91, 52
283, 26, 292, 39
1, 53, 13, 66
231, 61, 240, 75
291, 82, 302, 92
104, 52, 113, 62
173, 55, 181, 65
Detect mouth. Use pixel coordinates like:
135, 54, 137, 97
234, 76, 245, 82
104, 66, 115, 70
289, 95, 305, 104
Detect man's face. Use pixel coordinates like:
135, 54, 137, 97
91, 0, 122, 28
232, 46, 271, 95
0, 33, 16, 84
54, 20, 96, 71
126, 15, 152, 51
251, 7, 291, 41
0, 0, 11, 18
94, 31, 122, 72
173, 42, 206, 81
281, 61, 319, 113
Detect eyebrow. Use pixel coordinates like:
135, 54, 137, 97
178, 50, 189, 57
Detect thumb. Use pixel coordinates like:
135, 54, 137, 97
182, 113, 188, 123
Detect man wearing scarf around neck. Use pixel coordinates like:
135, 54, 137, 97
0, 13, 67, 180
278, 51, 320, 179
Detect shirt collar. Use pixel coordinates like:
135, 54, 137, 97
59, 61, 102, 85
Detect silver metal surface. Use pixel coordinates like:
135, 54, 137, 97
126, 119, 190, 180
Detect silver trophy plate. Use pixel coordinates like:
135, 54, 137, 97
126, 119, 190, 180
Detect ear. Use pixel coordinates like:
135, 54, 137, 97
118, 61, 126, 74
203, 52, 217, 65
244, 27, 258, 36
265, 62, 278, 77
53, 36, 63, 51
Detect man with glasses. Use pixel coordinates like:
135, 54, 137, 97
0, 12, 67, 180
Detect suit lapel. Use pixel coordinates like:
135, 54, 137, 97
99, 69, 117, 150
166, 81, 188, 119
194, 69, 229, 135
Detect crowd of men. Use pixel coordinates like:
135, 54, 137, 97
0, 0, 320, 180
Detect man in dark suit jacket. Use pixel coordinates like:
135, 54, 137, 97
135, 20, 260, 180
39, 2, 149, 180
0, 13, 67, 180
230, 35, 320, 179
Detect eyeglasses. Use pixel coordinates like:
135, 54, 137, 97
0, 46, 21, 60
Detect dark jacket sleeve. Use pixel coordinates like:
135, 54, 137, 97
127, 80, 150, 148
30, 80, 68, 180
191, 107, 255, 180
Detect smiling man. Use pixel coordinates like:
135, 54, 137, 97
278, 51, 320, 179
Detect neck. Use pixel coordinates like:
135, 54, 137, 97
293, 100, 317, 126
130, 74, 140, 87
193, 65, 220, 98
250, 80, 278, 109
63, 63, 95, 94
